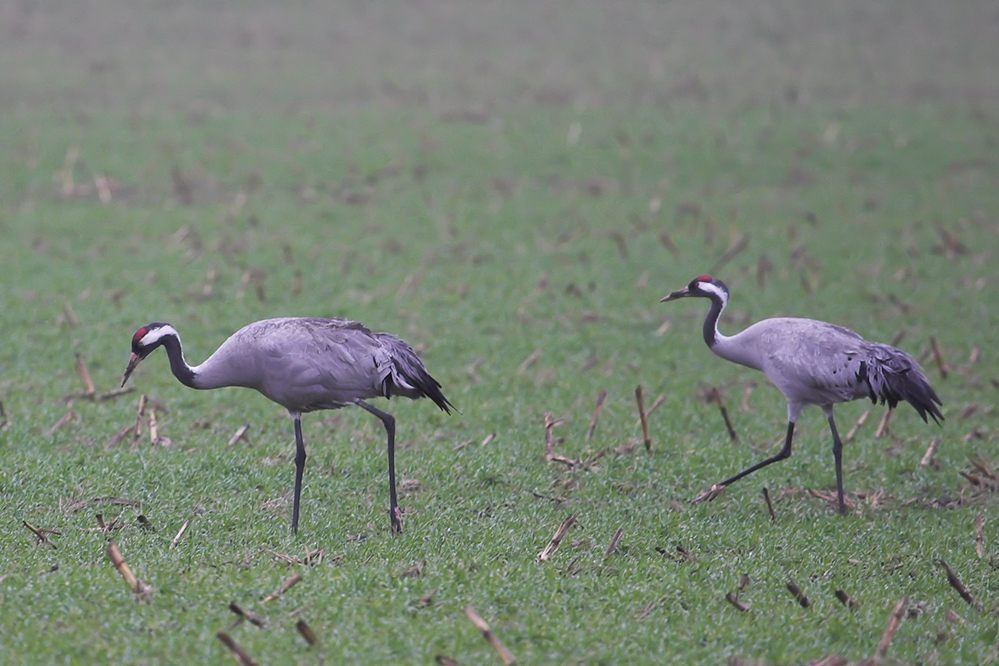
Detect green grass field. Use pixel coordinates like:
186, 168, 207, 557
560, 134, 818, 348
2, 2, 998, 664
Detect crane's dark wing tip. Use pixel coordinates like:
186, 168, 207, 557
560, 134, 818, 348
918, 401, 945, 426
426, 384, 457, 416
909, 382, 944, 425
862, 351, 944, 426
378, 333, 457, 415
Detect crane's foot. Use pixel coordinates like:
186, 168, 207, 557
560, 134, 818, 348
806, 489, 854, 514
691, 484, 727, 505
390, 506, 404, 535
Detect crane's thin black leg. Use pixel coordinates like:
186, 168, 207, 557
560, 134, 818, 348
291, 415, 307, 533
828, 414, 846, 515
355, 400, 401, 534
716, 421, 795, 489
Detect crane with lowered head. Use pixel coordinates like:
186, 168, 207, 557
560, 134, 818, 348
121, 317, 454, 533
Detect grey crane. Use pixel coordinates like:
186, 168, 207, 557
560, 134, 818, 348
661, 275, 943, 514
120, 317, 454, 533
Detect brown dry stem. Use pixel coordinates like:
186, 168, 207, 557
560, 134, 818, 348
930, 335, 948, 379
170, 519, 190, 549
874, 409, 892, 439
216, 632, 259, 666
296, 619, 318, 645
543, 412, 564, 462
106, 540, 152, 600
23, 520, 59, 550
835, 589, 859, 610
261, 573, 302, 603
75, 352, 96, 397
464, 606, 516, 665
227, 423, 250, 447
786, 578, 810, 608
844, 409, 870, 443
875, 596, 909, 659
228, 602, 266, 628
725, 592, 750, 612
707, 387, 738, 442
586, 389, 607, 441
538, 513, 578, 562
938, 559, 975, 606
975, 514, 984, 559
762, 487, 776, 522
920, 437, 941, 468
604, 527, 624, 557
635, 385, 652, 452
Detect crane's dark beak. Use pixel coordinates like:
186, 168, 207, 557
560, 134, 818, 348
121, 352, 142, 387
660, 286, 690, 303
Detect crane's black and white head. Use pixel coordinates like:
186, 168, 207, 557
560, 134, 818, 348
660, 275, 730, 306
121, 322, 178, 387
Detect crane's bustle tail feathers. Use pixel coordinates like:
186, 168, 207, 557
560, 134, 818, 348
377, 334, 455, 414
860, 346, 943, 424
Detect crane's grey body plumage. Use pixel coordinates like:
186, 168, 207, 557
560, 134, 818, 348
122, 317, 453, 533
663, 275, 942, 514
713, 316, 941, 424
188, 317, 451, 413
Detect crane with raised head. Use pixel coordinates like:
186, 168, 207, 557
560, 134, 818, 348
661, 275, 943, 514
121, 317, 454, 533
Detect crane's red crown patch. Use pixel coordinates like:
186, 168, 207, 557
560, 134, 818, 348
696, 275, 713, 283
133, 327, 147, 342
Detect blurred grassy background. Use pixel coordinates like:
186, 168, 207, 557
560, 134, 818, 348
1, 1, 998, 664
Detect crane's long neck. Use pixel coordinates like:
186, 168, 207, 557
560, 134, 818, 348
702, 290, 726, 350
150, 326, 253, 391
698, 287, 762, 371
160, 334, 201, 389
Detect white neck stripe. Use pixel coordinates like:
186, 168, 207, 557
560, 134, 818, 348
141, 325, 178, 346
699, 282, 728, 303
